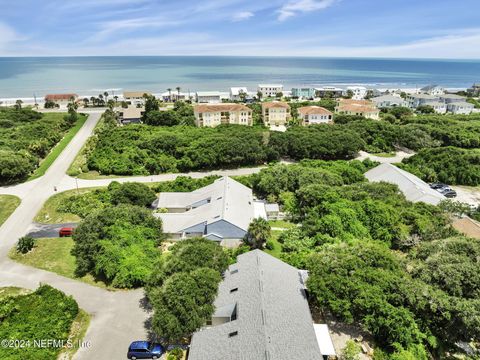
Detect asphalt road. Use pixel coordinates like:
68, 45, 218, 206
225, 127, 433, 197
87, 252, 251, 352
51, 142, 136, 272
27, 222, 78, 238
0, 111, 268, 359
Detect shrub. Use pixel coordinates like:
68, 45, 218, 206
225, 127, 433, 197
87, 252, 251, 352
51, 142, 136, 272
16, 236, 36, 254
265, 240, 274, 250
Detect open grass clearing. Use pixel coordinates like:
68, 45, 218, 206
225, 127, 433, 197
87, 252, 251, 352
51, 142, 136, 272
9, 237, 114, 290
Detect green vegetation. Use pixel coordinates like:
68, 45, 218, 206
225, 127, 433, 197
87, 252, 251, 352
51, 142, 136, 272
16, 236, 36, 254
0, 284, 79, 360
0, 194, 20, 226
9, 237, 110, 289
0, 286, 30, 300
400, 147, 480, 185
58, 309, 91, 360
243, 217, 271, 249
146, 239, 229, 345
0, 108, 83, 184
28, 113, 87, 180
72, 205, 164, 288
34, 176, 219, 224
239, 161, 476, 358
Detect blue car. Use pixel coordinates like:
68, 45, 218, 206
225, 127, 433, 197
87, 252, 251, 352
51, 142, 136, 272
127, 341, 164, 359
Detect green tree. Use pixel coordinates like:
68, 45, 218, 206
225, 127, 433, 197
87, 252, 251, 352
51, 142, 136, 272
244, 217, 271, 249
16, 236, 36, 254
108, 181, 157, 207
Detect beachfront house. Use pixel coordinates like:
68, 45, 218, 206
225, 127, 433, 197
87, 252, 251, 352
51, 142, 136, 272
160, 91, 188, 102
346, 86, 367, 100
406, 94, 440, 108
196, 91, 222, 103
188, 250, 335, 360
447, 102, 474, 115
44, 93, 78, 108
229, 87, 249, 101
335, 99, 380, 120
116, 106, 145, 125
467, 83, 480, 97
428, 101, 448, 114
291, 87, 316, 99
258, 84, 283, 98
155, 177, 266, 247
123, 91, 150, 106
194, 103, 253, 127
262, 101, 291, 130
439, 94, 468, 103
371, 94, 408, 108
420, 84, 445, 96
298, 106, 333, 125
315, 86, 344, 98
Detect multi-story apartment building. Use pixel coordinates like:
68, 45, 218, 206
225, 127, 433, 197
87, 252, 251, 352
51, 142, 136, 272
257, 84, 283, 98
261, 101, 291, 128
297, 106, 333, 125
194, 103, 252, 127
315, 86, 344, 98
291, 87, 316, 99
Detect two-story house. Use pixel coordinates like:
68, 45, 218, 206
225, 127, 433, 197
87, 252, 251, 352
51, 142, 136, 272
297, 106, 333, 125
371, 94, 407, 108
258, 84, 283, 98
291, 87, 316, 99
123, 91, 150, 106
194, 103, 253, 127
335, 99, 380, 120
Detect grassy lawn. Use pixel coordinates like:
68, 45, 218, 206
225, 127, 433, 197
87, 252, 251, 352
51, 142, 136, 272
265, 230, 283, 259
269, 219, 296, 229
0, 286, 31, 300
9, 237, 112, 290
34, 187, 99, 224
58, 309, 91, 360
28, 114, 87, 181
0, 195, 21, 227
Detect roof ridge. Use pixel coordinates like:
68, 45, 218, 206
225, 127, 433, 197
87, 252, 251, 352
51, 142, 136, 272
255, 251, 272, 359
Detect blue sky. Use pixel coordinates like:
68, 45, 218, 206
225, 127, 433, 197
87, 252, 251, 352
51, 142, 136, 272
1, 0, 480, 58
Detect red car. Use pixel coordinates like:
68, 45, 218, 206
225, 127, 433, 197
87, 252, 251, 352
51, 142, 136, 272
59, 227, 74, 237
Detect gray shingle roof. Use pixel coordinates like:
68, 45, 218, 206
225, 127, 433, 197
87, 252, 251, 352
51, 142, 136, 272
156, 177, 255, 234
188, 250, 322, 360
365, 163, 445, 205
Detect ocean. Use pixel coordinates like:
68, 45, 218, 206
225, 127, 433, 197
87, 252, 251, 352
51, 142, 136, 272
0, 56, 479, 99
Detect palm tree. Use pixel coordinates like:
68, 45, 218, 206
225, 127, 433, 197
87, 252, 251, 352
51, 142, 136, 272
14, 99, 23, 110
113, 95, 118, 104
167, 88, 172, 102
83, 98, 89, 108
175, 86, 181, 101
107, 99, 115, 110
104, 91, 109, 102
244, 218, 271, 250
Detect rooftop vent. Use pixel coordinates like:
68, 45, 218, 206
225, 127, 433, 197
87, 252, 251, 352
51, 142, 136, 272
228, 331, 238, 338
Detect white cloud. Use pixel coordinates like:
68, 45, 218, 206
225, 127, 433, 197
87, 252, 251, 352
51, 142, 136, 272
232, 11, 254, 22
0, 22, 22, 50
278, 0, 337, 21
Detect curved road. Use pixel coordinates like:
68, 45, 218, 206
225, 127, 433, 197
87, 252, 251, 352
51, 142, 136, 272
0, 111, 265, 359
0, 113, 415, 358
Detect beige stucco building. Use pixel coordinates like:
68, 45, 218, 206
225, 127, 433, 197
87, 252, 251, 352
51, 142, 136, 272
297, 106, 333, 125
194, 103, 253, 127
262, 101, 291, 128
335, 99, 380, 120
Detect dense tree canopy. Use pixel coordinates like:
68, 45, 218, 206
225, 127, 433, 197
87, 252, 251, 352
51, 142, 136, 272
71, 204, 163, 288
0, 108, 80, 184
401, 147, 480, 185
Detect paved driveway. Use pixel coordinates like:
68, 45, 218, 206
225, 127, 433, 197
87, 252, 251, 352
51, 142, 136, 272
27, 222, 78, 238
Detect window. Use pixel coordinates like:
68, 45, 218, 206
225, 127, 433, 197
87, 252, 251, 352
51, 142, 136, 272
229, 331, 238, 338
230, 288, 238, 293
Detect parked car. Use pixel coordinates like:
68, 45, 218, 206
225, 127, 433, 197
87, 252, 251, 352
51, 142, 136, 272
58, 227, 74, 237
127, 341, 164, 359
439, 188, 457, 198
430, 183, 449, 190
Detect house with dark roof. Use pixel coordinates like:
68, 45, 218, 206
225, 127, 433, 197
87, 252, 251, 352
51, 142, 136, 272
188, 250, 333, 360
